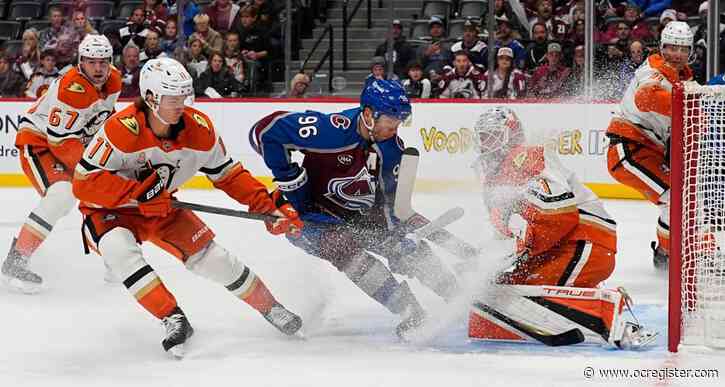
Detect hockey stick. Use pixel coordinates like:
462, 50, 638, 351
473, 301, 585, 347
394, 147, 480, 260
172, 200, 279, 222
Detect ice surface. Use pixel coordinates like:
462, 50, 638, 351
0, 188, 723, 387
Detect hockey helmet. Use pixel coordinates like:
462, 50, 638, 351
660, 21, 693, 50
360, 79, 412, 121
78, 34, 113, 61
139, 58, 194, 123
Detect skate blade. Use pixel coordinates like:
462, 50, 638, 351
2, 276, 42, 294
166, 344, 186, 360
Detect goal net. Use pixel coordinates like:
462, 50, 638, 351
670, 81, 725, 352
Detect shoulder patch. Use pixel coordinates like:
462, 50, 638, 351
330, 114, 351, 129
192, 113, 210, 131
118, 116, 140, 135
512, 151, 527, 169
67, 82, 86, 93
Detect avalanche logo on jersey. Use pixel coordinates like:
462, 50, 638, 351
324, 168, 377, 211
330, 114, 351, 130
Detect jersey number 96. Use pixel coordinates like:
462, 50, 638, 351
298, 116, 318, 138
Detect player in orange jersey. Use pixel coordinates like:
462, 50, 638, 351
467, 107, 656, 349
3, 35, 121, 293
605, 21, 694, 270
72, 57, 303, 358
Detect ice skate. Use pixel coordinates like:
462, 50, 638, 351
395, 302, 426, 340
161, 307, 194, 359
262, 303, 303, 337
2, 238, 42, 294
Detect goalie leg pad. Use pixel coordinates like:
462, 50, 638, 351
469, 285, 643, 348
99, 228, 177, 319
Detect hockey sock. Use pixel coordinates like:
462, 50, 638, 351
226, 267, 277, 314
14, 182, 75, 257
123, 264, 178, 319
343, 251, 419, 314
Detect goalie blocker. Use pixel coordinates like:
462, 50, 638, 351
469, 285, 656, 349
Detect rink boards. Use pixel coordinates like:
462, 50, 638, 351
0, 98, 644, 199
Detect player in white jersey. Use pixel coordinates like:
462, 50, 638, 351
71, 57, 304, 358
605, 21, 693, 270
2, 35, 121, 293
469, 107, 656, 349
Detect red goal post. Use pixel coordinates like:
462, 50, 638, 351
670, 81, 725, 352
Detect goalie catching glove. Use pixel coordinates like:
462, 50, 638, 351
265, 190, 304, 237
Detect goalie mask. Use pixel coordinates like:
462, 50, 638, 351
473, 106, 525, 179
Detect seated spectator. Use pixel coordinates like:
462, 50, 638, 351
205, 0, 241, 34
143, 0, 168, 25
195, 51, 245, 98
190, 13, 224, 57
119, 43, 142, 98
186, 37, 209, 77
222, 33, 245, 85
524, 22, 549, 73
494, 15, 527, 69
39, 7, 67, 51
160, 18, 184, 56
599, 4, 654, 44
564, 0, 585, 25
482, 47, 527, 99
528, 0, 569, 42
16, 29, 42, 80
364, 56, 398, 87
284, 73, 311, 98
528, 42, 571, 98
491, 0, 526, 39
24, 50, 60, 98
437, 51, 486, 99
417, 16, 451, 82
0, 54, 25, 97
402, 62, 432, 99
72, 9, 98, 39
374, 19, 415, 78
594, 21, 629, 91
140, 29, 167, 64
119, 7, 151, 49
448, 20, 487, 69
564, 44, 585, 96
48, 31, 78, 72
618, 40, 648, 91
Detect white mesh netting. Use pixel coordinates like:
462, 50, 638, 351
680, 82, 725, 348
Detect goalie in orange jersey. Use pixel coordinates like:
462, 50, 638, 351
467, 106, 656, 349
605, 21, 694, 270
2, 35, 121, 293
72, 58, 303, 358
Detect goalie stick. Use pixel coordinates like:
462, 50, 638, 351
473, 301, 585, 347
394, 147, 480, 260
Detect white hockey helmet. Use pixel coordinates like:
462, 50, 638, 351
139, 57, 194, 119
78, 34, 113, 61
660, 21, 693, 50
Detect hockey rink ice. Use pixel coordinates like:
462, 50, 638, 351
1, 188, 723, 387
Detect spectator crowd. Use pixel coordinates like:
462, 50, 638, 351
0, 0, 722, 100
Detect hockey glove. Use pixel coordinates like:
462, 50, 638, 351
265, 190, 304, 237
132, 169, 172, 218
273, 163, 310, 213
